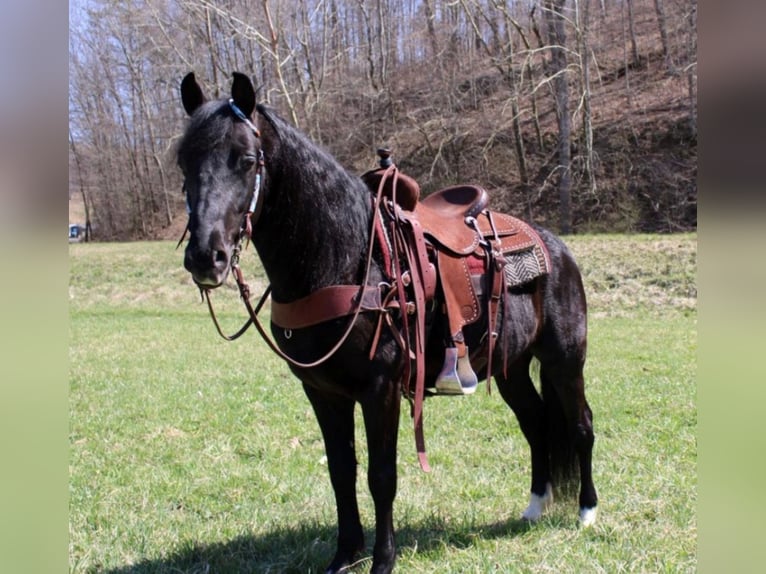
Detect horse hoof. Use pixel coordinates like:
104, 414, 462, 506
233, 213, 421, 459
325, 546, 364, 574
521, 482, 553, 522
579, 506, 597, 527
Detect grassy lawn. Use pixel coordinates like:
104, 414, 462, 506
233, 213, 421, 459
69, 234, 696, 573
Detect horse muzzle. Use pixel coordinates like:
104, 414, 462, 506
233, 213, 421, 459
184, 242, 230, 288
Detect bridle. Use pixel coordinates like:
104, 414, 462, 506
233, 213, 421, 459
200, 99, 267, 343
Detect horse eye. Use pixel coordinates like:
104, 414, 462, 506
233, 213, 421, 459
241, 154, 256, 171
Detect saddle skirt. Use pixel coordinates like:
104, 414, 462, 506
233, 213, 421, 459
425, 209, 550, 331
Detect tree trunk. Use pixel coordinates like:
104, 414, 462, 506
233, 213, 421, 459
621, 0, 634, 109
423, 0, 439, 59
262, 0, 299, 126
577, 0, 596, 194
653, 0, 676, 73
205, 7, 221, 97
626, 0, 640, 67
545, 0, 572, 234
356, 0, 378, 90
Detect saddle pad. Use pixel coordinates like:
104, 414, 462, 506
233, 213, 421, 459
466, 245, 549, 288
503, 247, 549, 287
463, 215, 551, 287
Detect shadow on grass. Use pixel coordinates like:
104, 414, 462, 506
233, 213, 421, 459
98, 516, 537, 573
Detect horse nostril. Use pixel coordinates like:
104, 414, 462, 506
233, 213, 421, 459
213, 249, 228, 268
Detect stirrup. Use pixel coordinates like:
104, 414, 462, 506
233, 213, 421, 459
435, 347, 478, 395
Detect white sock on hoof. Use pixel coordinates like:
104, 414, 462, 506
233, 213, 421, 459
579, 506, 597, 527
521, 482, 553, 522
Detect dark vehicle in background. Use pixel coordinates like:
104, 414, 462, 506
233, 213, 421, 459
69, 223, 84, 243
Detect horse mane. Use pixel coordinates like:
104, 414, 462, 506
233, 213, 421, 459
253, 104, 374, 298
256, 104, 370, 212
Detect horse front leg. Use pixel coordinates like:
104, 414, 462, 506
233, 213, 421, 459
360, 378, 401, 574
303, 384, 365, 574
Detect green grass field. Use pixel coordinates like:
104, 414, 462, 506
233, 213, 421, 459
69, 234, 696, 573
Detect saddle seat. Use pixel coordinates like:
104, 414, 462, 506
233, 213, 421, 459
414, 185, 489, 256
418, 184, 488, 219
361, 161, 490, 253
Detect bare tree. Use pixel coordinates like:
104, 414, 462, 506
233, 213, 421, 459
544, 0, 573, 233
508, 13, 545, 152
356, 0, 379, 90
653, 0, 676, 73
575, 0, 596, 194
685, 0, 697, 138
626, 0, 640, 67
423, 0, 440, 59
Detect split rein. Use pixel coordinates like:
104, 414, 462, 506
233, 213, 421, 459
202, 172, 394, 370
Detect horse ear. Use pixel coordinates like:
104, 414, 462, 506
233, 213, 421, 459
181, 72, 207, 116
231, 72, 256, 118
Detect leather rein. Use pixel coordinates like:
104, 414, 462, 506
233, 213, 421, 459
195, 100, 400, 370
202, 165, 396, 369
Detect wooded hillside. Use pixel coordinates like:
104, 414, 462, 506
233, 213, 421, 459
68, 0, 696, 240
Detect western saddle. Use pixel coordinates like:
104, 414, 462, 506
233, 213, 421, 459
361, 149, 550, 396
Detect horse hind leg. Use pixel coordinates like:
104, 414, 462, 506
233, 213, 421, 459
534, 230, 597, 525
539, 360, 598, 526
494, 354, 554, 522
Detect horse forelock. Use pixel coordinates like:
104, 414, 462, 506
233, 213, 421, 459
178, 101, 233, 163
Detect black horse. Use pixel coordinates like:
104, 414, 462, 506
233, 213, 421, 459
177, 72, 597, 574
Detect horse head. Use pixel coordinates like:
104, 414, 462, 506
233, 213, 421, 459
177, 72, 263, 288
